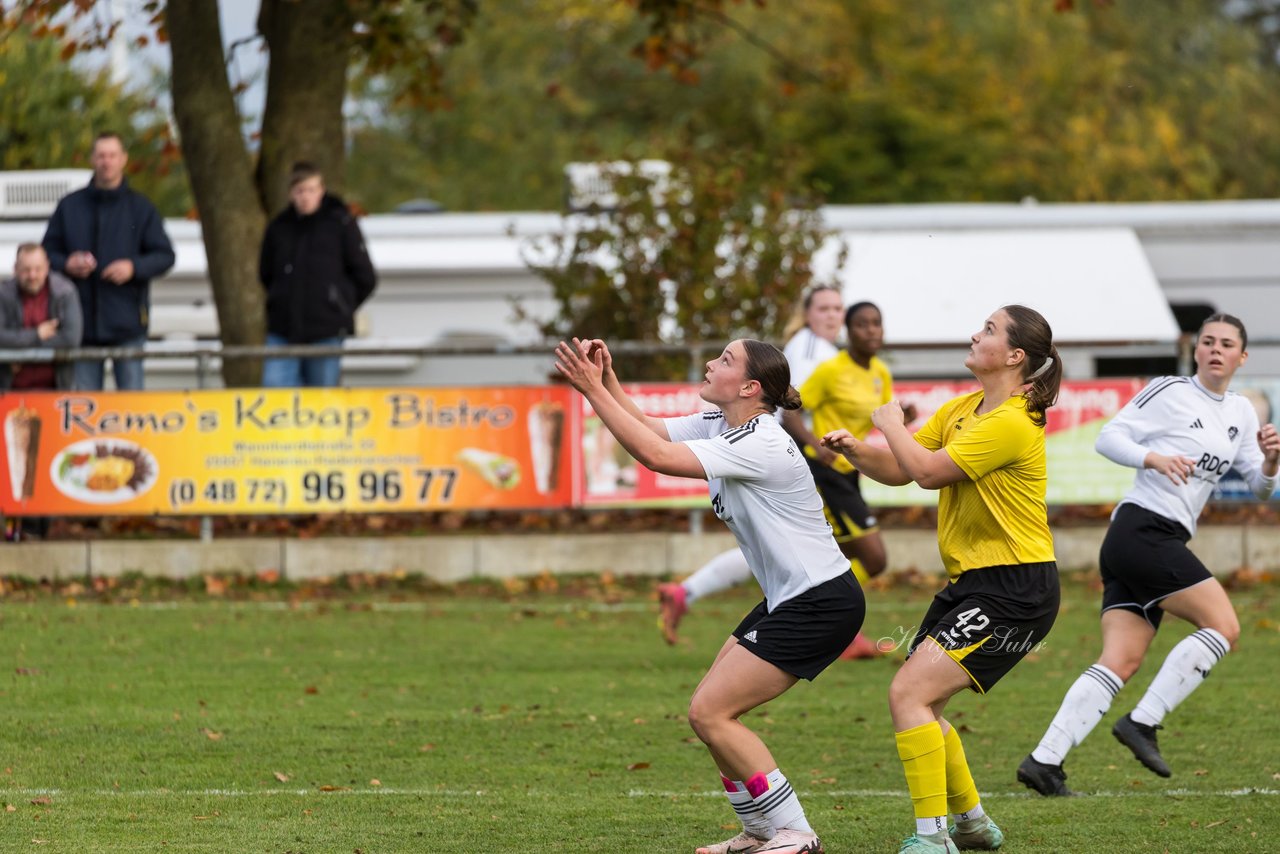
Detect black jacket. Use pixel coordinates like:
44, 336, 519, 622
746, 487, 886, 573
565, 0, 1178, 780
41, 179, 175, 346
259, 194, 377, 343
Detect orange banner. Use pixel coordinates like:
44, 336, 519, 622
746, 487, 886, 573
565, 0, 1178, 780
0, 388, 573, 515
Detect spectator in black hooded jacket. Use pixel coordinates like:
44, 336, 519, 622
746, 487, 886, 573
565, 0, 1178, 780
259, 162, 377, 387
42, 131, 174, 390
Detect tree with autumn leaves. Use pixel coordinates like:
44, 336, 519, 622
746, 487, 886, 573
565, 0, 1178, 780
5, 0, 1280, 385
3, 0, 484, 386
0, 0, 740, 386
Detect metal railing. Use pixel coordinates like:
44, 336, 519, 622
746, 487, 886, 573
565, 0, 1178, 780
0, 336, 1210, 386
0, 340, 735, 385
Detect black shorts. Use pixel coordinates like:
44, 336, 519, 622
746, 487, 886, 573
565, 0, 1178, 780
909, 562, 1060, 694
1100, 503, 1211, 630
732, 573, 865, 681
807, 460, 877, 543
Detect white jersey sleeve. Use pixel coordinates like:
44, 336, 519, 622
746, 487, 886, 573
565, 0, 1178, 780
661, 412, 850, 609
664, 410, 725, 444
1099, 376, 1275, 536
783, 328, 840, 390
1096, 390, 1161, 470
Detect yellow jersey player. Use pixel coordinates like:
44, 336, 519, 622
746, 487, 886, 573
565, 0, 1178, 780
823, 305, 1063, 854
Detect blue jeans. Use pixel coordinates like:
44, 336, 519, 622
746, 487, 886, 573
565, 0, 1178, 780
262, 333, 344, 388
75, 335, 147, 391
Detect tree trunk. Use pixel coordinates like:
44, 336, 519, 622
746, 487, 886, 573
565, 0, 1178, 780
257, 0, 353, 215
167, 0, 267, 387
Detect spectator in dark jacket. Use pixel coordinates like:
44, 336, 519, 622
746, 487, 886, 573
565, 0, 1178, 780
41, 131, 175, 390
259, 162, 377, 388
0, 244, 83, 390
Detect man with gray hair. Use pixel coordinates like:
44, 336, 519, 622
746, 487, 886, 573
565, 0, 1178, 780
0, 243, 83, 390
1, 242, 82, 542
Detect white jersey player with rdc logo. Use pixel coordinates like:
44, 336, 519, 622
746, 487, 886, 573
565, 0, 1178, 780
665, 411, 850, 609
1096, 375, 1277, 534
1021, 315, 1280, 801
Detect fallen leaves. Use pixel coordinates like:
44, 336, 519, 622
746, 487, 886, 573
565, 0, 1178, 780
199, 728, 223, 741
626, 762, 650, 771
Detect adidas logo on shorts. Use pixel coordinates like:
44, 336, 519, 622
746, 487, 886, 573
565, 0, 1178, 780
743, 630, 758, 643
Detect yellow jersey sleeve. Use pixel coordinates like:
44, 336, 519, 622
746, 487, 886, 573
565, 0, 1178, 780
912, 398, 953, 453
802, 353, 893, 475
798, 357, 835, 414
876, 358, 894, 407
945, 400, 1042, 482
924, 393, 1055, 580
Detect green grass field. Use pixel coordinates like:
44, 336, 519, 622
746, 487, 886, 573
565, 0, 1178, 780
0, 571, 1277, 853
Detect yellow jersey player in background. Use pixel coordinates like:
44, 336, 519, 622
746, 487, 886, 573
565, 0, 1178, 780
783, 300, 916, 658
823, 304, 1063, 854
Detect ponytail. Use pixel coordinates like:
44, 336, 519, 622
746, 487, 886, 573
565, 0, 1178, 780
1002, 304, 1061, 428
1022, 345, 1062, 427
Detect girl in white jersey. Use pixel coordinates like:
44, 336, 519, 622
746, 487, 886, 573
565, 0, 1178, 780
556, 336, 863, 854
1019, 314, 1280, 797
658, 285, 843, 644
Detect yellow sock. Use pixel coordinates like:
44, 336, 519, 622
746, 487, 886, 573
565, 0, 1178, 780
943, 725, 980, 817
849, 558, 870, 585
895, 721, 947, 823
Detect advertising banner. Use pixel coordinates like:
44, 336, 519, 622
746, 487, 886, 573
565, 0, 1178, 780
577, 383, 712, 507
859, 379, 1145, 507
575, 379, 1150, 510
4, 378, 1272, 516
0, 388, 573, 515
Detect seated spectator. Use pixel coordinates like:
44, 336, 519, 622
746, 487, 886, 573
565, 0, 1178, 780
0, 243, 83, 390
0, 243, 83, 541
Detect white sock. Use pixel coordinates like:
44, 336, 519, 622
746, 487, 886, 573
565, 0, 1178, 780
916, 817, 947, 837
955, 802, 986, 824
721, 777, 773, 839
1031, 664, 1124, 766
1131, 628, 1229, 727
749, 769, 812, 834
682, 548, 752, 604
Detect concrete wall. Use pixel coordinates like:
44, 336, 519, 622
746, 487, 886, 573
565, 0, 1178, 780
2, 525, 1275, 581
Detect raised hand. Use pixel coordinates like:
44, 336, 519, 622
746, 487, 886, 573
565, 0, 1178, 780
580, 338, 615, 379
554, 337, 605, 394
